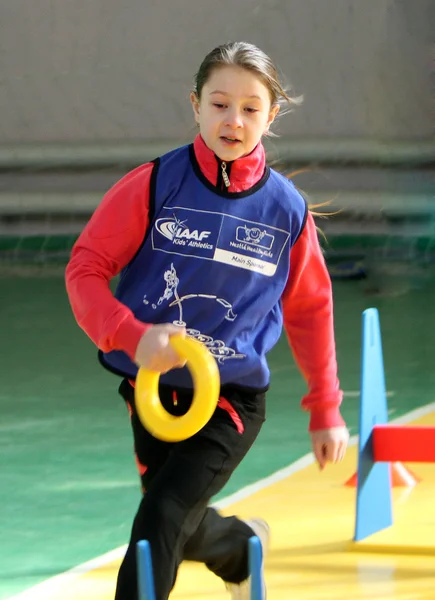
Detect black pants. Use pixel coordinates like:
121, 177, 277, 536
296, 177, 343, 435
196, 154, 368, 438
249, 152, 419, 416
115, 378, 266, 600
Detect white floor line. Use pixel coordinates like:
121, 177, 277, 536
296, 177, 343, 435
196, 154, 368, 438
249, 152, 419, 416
344, 390, 395, 398
6, 401, 435, 600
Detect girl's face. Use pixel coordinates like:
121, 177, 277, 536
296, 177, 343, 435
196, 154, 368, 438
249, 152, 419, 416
190, 65, 279, 162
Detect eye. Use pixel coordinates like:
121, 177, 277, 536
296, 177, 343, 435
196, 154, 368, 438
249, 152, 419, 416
245, 107, 259, 113
213, 103, 226, 109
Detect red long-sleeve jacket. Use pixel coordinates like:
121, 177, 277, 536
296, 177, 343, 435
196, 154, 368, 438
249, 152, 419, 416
65, 135, 345, 431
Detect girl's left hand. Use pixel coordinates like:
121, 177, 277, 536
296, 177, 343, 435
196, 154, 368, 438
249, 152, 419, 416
310, 426, 350, 470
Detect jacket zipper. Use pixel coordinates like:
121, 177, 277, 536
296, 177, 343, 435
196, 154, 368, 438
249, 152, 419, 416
216, 159, 232, 191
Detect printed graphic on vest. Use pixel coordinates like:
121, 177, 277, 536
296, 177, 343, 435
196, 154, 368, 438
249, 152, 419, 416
152, 207, 290, 276
142, 263, 245, 364
153, 210, 217, 259
235, 225, 274, 250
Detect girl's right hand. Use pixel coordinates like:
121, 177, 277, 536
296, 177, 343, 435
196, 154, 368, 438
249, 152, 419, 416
134, 324, 187, 373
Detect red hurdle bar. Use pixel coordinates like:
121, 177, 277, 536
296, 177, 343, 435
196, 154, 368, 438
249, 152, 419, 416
373, 425, 435, 463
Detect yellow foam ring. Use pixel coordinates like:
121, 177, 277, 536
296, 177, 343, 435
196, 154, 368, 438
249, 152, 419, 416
135, 335, 220, 442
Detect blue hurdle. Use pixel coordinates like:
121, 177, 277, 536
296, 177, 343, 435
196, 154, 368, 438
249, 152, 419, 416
354, 307, 392, 541
137, 540, 156, 600
249, 535, 266, 599
137, 535, 266, 599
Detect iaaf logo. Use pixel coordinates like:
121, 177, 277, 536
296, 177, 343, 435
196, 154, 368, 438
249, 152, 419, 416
155, 216, 212, 247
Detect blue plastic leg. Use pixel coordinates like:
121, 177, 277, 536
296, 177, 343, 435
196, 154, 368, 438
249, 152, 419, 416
249, 536, 265, 600
137, 540, 156, 600
354, 308, 392, 541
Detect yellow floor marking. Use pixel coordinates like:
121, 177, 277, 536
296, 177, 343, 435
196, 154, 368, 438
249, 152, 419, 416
9, 411, 435, 599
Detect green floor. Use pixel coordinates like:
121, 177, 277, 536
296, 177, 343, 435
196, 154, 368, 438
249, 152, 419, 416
1, 273, 435, 598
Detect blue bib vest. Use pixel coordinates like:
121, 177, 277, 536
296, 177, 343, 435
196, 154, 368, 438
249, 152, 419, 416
100, 144, 307, 390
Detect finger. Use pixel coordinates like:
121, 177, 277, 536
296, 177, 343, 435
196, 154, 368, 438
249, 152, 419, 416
167, 324, 186, 337
166, 348, 187, 370
324, 440, 341, 464
164, 329, 187, 365
337, 441, 347, 462
313, 442, 327, 470
153, 361, 185, 374
149, 352, 186, 373
339, 432, 350, 461
168, 346, 187, 369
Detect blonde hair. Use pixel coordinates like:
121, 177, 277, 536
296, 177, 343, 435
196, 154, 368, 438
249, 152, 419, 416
285, 168, 339, 242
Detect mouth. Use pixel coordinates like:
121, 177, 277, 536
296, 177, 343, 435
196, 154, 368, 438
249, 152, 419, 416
220, 136, 242, 144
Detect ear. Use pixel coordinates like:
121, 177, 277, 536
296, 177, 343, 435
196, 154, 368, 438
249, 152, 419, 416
265, 104, 280, 133
190, 92, 201, 124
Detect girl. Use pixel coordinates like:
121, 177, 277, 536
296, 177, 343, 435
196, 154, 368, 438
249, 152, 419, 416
65, 41, 349, 600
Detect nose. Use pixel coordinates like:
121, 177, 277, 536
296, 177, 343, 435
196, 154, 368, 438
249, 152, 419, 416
225, 109, 243, 129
